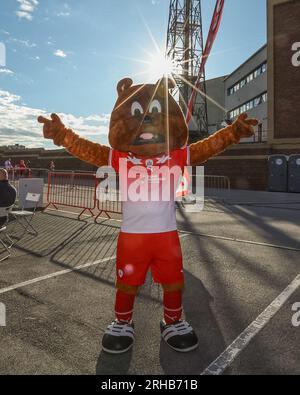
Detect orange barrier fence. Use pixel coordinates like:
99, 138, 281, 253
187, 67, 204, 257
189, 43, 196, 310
95, 183, 122, 222
45, 172, 99, 219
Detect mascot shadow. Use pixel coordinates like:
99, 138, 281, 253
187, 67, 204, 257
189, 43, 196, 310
96, 348, 133, 376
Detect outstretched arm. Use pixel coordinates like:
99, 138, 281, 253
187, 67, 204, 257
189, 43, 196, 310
189, 113, 258, 166
38, 114, 110, 167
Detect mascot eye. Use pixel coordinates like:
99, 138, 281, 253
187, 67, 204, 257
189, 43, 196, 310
149, 99, 162, 114
131, 102, 144, 116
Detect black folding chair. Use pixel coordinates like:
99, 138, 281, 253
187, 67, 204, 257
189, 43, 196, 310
11, 193, 40, 238
0, 206, 14, 262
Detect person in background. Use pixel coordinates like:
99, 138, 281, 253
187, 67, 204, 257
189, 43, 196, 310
19, 160, 26, 169
26, 160, 32, 177
18, 159, 27, 177
4, 158, 13, 171
49, 161, 55, 172
0, 168, 17, 228
4, 158, 14, 181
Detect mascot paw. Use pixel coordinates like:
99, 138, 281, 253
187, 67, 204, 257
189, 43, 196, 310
231, 113, 258, 140
38, 113, 66, 142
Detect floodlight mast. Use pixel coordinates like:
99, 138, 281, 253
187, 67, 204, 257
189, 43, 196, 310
166, 0, 209, 141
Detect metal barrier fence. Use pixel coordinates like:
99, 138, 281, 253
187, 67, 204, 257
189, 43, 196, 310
44, 171, 231, 220
95, 182, 122, 222
93, 173, 230, 219
7, 167, 31, 181
240, 129, 268, 144
203, 175, 231, 201
30, 168, 49, 183
45, 172, 97, 219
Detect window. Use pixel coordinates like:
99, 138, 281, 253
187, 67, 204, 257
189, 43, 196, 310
228, 92, 267, 120
227, 62, 267, 96
254, 97, 261, 107
228, 87, 234, 96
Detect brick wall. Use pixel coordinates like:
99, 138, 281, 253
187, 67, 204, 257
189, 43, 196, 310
273, 0, 300, 140
1, 143, 300, 191
205, 158, 268, 191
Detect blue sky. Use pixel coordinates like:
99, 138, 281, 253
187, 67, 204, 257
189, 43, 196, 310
0, 0, 266, 149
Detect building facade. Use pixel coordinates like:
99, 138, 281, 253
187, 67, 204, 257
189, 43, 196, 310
205, 75, 227, 135
225, 45, 268, 143
197, 0, 300, 190
267, 0, 300, 144
203, 45, 268, 143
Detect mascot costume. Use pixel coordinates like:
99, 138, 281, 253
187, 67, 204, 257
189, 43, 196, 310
38, 77, 257, 354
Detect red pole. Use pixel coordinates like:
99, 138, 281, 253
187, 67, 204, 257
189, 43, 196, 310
186, 0, 225, 124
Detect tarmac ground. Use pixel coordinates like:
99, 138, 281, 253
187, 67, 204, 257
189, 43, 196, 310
0, 190, 300, 375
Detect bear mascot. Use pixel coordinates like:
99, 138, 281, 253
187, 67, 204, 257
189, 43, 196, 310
38, 77, 257, 354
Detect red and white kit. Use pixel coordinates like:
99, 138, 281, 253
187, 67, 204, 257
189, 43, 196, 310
109, 147, 190, 287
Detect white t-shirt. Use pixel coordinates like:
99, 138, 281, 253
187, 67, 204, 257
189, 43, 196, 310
109, 147, 190, 234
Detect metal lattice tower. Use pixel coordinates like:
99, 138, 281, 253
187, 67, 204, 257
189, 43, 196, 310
166, 0, 208, 140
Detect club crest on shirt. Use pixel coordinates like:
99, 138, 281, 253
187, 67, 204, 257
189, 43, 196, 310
146, 159, 154, 168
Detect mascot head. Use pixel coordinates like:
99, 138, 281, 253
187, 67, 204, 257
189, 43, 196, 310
108, 78, 188, 157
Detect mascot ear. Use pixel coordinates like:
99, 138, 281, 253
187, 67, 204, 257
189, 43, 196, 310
157, 77, 176, 89
156, 77, 176, 96
117, 78, 133, 96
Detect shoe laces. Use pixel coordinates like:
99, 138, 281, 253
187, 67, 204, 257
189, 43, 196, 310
162, 320, 193, 338
105, 320, 134, 338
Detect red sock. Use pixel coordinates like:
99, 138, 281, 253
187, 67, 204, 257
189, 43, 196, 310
114, 290, 135, 323
163, 290, 183, 324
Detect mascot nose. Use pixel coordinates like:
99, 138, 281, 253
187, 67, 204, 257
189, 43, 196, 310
143, 115, 152, 124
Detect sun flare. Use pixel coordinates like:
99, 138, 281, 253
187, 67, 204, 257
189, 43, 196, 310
146, 51, 177, 81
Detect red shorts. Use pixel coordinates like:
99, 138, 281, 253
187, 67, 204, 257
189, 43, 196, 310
116, 231, 183, 286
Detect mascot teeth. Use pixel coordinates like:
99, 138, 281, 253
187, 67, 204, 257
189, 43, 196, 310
140, 133, 154, 140
133, 133, 165, 145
